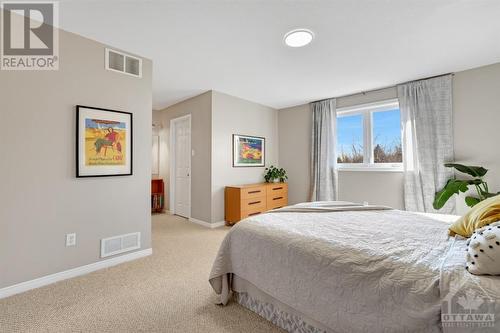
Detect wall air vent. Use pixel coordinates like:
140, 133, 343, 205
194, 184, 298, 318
101, 232, 141, 258
105, 48, 142, 78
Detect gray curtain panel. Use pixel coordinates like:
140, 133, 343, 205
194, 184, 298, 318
397, 75, 455, 214
310, 99, 337, 201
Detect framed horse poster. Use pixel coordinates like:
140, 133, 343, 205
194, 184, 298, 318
76, 105, 133, 177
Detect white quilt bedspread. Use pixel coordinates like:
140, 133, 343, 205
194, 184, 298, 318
209, 202, 500, 333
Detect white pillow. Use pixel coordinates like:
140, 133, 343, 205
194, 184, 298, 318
466, 221, 500, 275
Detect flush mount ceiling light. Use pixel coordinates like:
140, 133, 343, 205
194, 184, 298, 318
284, 29, 314, 47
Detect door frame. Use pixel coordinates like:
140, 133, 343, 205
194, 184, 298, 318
169, 114, 192, 218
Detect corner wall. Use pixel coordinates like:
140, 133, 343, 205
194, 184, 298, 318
154, 90, 279, 224
0, 29, 152, 288
211, 91, 279, 223
153, 91, 212, 222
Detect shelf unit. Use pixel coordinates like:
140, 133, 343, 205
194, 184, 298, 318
151, 179, 165, 213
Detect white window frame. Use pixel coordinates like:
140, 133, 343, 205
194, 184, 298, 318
336, 98, 403, 172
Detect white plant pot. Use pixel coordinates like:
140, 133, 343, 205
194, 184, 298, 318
273, 179, 280, 183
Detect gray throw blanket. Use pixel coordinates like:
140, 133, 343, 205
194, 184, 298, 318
267, 201, 392, 213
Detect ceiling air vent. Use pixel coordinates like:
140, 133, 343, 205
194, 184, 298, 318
105, 48, 142, 78
101, 232, 141, 258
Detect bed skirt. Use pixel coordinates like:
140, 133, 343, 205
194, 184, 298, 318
232, 275, 332, 333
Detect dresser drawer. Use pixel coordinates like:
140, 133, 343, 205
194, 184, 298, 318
241, 186, 266, 199
241, 207, 265, 219
267, 183, 288, 196
267, 195, 288, 210
241, 197, 267, 212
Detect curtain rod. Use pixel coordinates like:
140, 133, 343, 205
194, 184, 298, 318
311, 72, 454, 104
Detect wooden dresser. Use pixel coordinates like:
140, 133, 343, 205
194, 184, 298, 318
225, 182, 288, 225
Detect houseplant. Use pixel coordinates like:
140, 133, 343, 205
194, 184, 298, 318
433, 163, 499, 210
264, 165, 288, 183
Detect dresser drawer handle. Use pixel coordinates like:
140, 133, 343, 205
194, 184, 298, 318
248, 201, 261, 205
248, 190, 261, 194
273, 197, 283, 200
272, 187, 283, 191
248, 212, 261, 216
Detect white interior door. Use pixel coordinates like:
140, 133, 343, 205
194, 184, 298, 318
172, 116, 191, 218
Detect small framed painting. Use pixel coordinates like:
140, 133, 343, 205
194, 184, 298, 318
76, 105, 133, 177
232, 134, 265, 167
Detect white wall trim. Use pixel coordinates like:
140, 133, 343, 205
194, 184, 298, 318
189, 217, 226, 229
0, 248, 152, 300
336, 98, 399, 115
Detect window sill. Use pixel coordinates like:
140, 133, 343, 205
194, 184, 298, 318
337, 167, 404, 173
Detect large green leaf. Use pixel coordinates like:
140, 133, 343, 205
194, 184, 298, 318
444, 163, 488, 178
433, 179, 469, 210
465, 196, 481, 207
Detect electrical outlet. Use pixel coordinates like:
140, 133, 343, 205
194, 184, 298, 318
66, 233, 76, 247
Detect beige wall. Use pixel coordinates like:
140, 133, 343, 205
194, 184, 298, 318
338, 171, 404, 209
279, 88, 405, 209
154, 92, 212, 222
453, 62, 500, 214
279, 62, 500, 212
211, 91, 279, 222
0, 30, 152, 288
278, 104, 311, 204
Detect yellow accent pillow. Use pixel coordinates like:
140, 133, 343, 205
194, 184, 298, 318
449, 195, 500, 237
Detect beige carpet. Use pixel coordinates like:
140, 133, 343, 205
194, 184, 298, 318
0, 214, 284, 332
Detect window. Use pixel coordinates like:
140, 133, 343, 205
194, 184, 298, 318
336, 99, 402, 170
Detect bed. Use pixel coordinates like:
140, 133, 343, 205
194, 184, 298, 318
209, 201, 500, 333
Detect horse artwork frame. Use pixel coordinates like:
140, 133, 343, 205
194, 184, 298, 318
76, 105, 133, 177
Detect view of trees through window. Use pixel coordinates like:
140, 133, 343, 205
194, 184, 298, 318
337, 114, 363, 163
337, 108, 402, 164
372, 109, 402, 163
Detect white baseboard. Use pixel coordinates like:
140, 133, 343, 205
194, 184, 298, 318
210, 221, 226, 228
189, 217, 226, 229
0, 248, 152, 300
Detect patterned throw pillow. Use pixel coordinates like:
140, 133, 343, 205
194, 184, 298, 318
466, 221, 500, 275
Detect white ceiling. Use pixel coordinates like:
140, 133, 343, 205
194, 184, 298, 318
58, 0, 500, 110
